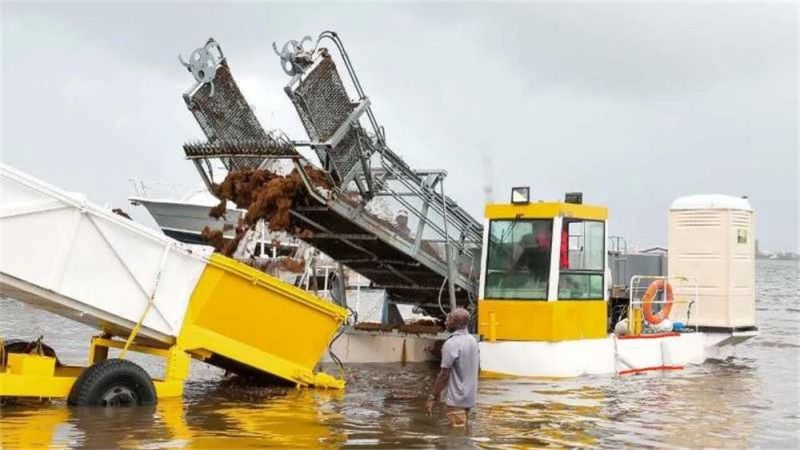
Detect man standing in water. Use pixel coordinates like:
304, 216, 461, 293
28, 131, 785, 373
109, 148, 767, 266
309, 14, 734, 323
426, 308, 479, 427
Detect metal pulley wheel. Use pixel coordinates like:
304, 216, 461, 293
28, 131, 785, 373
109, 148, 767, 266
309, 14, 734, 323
272, 36, 313, 76
179, 40, 223, 96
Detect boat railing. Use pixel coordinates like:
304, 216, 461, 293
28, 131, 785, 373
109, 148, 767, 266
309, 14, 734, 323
627, 275, 700, 335
608, 235, 628, 291
127, 178, 204, 200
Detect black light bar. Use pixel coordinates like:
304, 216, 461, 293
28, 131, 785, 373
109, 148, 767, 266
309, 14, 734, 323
565, 192, 583, 204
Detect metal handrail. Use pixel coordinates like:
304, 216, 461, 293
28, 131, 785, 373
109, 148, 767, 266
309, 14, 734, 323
627, 275, 700, 333
279, 33, 483, 305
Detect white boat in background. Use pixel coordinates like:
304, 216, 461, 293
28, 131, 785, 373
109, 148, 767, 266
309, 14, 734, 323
128, 183, 304, 259
129, 188, 242, 245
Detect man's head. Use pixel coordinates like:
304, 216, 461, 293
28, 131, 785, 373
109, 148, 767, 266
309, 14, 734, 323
396, 210, 409, 227
445, 307, 470, 332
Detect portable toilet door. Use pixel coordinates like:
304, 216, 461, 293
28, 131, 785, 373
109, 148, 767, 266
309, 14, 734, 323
667, 194, 756, 330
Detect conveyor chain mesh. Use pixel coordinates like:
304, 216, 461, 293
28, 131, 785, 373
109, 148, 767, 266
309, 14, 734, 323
184, 139, 297, 160
289, 55, 367, 184
282, 45, 484, 313
184, 58, 297, 170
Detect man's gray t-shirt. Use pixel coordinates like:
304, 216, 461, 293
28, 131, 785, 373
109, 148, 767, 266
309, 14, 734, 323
440, 328, 479, 408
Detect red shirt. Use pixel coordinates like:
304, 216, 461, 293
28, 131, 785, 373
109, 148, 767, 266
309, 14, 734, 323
534, 229, 569, 268
560, 227, 569, 269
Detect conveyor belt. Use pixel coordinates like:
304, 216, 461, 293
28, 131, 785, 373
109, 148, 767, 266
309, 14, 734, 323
179, 36, 483, 316
287, 198, 478, 313
281, 36, 483, 315
181, 39, 296, 172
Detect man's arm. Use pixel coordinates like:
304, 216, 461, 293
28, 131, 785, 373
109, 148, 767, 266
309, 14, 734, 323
430, 368, 451, 400
426, 367, 451, 415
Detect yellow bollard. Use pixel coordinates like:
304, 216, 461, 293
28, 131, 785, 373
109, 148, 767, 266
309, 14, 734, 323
628, 307, 643, 336
488, 311, 498, 342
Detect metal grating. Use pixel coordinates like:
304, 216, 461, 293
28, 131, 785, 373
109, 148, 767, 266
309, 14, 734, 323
183, 138, 297, 160
178, 35, 486, 317
277, 34, 485, 314
183, 46, 297, 170
288, 55, 366, 184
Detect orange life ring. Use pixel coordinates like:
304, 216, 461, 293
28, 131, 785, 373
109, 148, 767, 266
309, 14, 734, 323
642, 279, 673, 325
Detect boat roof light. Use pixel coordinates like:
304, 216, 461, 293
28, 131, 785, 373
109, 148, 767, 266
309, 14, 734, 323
511, 187, 530, 204
565, 192, 583, 204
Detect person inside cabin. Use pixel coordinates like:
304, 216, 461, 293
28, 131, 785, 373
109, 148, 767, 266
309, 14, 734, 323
395, 210, 412, 239
560, 221, 570, 269
426, 308, 479, 427
513, 222, 552, 282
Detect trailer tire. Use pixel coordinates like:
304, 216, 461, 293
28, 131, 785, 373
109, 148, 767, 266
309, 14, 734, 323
67, 359, 157, 407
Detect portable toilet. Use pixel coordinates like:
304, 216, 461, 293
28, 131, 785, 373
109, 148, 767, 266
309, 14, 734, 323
668, 195, 756, 330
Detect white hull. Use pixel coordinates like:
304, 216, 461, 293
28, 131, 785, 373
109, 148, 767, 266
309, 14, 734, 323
323, 328, 441, 363
129, 196, 242, 244
480, 331, 757, 378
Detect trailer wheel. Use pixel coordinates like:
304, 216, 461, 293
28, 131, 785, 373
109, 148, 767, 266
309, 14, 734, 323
67, 359, 156, 407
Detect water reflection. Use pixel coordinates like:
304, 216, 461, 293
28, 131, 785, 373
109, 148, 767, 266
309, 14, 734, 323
181, 382, 346, 448
472, 361, 767, 449
0, 360, 774, 449
1, 383, 346, 449
0, 404, 71, 449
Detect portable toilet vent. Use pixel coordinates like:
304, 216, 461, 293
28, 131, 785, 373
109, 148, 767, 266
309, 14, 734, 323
668, 195, 756, 330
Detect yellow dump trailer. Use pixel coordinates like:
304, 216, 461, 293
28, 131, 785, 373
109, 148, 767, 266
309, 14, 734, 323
0, 163, 346, 406
179, 254, 348, 388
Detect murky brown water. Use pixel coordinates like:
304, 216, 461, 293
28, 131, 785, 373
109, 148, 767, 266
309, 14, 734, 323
2, 260, 798, 448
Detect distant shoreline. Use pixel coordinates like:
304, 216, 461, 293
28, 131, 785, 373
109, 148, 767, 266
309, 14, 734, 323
756, 254, 800, 261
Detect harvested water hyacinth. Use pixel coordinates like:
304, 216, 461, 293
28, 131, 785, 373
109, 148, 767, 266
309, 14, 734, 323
209, 165, 331, 230
201, 165, 330, 257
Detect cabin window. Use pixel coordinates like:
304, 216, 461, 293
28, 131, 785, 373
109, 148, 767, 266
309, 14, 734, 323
558, 220, 605, 299
485, 219, 552, 300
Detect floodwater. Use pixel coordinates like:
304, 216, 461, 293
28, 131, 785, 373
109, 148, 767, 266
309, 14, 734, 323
1, 260, 798, 448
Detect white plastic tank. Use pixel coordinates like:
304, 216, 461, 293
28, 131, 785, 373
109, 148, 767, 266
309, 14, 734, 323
668, 194, 756, 329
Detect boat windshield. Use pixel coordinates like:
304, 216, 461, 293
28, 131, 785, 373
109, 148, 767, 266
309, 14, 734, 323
485, 219, 552, 300
558, 219, 605, 300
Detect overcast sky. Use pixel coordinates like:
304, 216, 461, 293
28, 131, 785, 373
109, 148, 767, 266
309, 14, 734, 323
2, 2, 797, 251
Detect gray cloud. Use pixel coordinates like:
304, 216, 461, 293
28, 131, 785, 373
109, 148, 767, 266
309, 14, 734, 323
2, 2, 797, 251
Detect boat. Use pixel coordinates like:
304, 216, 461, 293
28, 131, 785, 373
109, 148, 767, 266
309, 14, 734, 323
129, 188, 241, 245
477, 191, 758, 378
